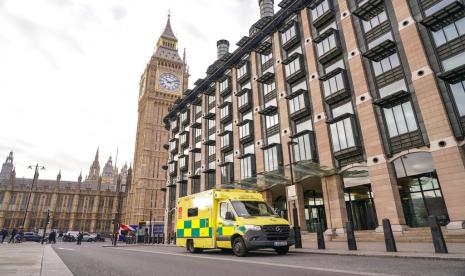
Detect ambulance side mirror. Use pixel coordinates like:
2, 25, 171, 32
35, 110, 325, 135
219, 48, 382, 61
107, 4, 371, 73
225, 211, 235, 221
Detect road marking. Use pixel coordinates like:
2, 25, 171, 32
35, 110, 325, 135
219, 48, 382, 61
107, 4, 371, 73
56, 247, 75, 251
111, 248, 397, 276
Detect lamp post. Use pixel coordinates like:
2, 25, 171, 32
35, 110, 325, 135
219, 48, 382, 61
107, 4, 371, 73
22, 164, 46, 230
149, 189, 154, 244
287, 141, 302, 248
112, 174, 123, 246
41, 209, 50, 244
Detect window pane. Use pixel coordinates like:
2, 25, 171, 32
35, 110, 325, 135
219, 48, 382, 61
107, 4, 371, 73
450, 82, 465, 116
343, 119, 355, 148
402, 102, 418, 132
337, 121, 348, 149
330, 124, 340, 151
393, 105, 408, 135
384, 108, 398, 137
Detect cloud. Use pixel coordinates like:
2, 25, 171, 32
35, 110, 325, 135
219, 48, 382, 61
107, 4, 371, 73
2, 10, 83, 68
111, 5, 127, 20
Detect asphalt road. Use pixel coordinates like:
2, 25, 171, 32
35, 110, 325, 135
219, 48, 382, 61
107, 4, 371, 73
53, 243, 465, 276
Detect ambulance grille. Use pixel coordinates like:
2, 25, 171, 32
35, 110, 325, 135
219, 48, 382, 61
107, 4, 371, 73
262, 225, 290, 241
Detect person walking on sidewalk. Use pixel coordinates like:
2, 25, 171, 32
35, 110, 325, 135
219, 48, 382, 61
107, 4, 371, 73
1, 228, 8, 243
76, 232, 83, 245
8, 228, 17, 243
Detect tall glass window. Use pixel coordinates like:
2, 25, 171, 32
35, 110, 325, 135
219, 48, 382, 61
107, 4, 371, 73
383, 101, 418, 138
311, 0, 330, 21
372, 53, 400, 76
450, 81, 465, 116
322, 71, 345, 97
362, 11, 388, 32
330, 118, 356, 151
264, 145, 282, 172
394, 153, 449, 227
431, 17, 465, 47
316, 34, 337, 57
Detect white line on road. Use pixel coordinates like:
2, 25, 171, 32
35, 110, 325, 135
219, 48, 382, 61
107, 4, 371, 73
111, 248, 398, 276
56, 247, 75, 251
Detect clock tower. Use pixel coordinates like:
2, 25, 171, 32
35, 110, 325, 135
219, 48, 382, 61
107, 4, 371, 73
126, 15, 189, 225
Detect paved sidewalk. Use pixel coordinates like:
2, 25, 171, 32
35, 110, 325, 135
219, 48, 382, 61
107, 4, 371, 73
291, 240, 465, 260
0, 242, 72, 276
113, 240, 465, 260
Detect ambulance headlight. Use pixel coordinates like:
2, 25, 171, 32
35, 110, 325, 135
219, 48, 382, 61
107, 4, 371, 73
244, 225, 261, 231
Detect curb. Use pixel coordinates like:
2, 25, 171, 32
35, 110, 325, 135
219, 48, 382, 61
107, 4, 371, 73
103, 244, 465, 261
283, 249, 465, 261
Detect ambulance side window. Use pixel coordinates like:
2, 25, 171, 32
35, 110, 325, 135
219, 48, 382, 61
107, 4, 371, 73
187, 207, 198, 217
220, 202, 228, 219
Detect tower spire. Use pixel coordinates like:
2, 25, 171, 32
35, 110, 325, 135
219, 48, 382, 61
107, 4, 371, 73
160, 13, 177, 42
95, 147, 99, 162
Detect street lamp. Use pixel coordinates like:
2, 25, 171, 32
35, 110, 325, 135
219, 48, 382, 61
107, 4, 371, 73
149, 189, 154, 244
287, 141, 302, 249
22, 164, 46, 230
41, 209, 50, 244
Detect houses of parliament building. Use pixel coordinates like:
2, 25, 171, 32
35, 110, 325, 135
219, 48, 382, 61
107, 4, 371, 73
0, 150, 131, 234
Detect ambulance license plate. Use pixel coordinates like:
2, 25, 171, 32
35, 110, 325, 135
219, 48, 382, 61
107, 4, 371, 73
274, 241, 287, 247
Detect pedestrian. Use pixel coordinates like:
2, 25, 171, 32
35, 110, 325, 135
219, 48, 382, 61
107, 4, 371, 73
76, 232, 83, 245
51, 231, 56, 244
1, 228, 7, 243
8, 228, 17, 243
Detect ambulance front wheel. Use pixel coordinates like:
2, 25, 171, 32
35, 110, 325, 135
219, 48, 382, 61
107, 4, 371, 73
232, 237, 248, 257
186, 239, 202, 253
274, 246, 289, 255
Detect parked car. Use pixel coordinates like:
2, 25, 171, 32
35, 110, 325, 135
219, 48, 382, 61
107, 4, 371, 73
82, 233, 97, 242
23, 232, 41, 242
63, 234, 76, 242
95, 233, 105, 242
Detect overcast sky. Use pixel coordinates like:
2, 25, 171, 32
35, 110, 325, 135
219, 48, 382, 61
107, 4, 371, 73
0, 0, 281, 181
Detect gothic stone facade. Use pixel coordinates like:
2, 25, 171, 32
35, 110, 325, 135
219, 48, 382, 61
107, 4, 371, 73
0, 151, 131, 234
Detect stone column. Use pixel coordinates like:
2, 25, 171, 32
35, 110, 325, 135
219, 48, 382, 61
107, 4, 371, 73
300, 9, 348, 235
23, 192, 36, 230
69, 193, 80, 231
49, 192, 58, 230
0, 190, 11, 228
392, 0, 465, 230
90, 192, 100, 233
337, 0, 407, 231
272, 30, 308, 231
322, 175, 347, 235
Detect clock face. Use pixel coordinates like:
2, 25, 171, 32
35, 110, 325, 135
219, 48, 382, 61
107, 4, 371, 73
159, 73, 180, 92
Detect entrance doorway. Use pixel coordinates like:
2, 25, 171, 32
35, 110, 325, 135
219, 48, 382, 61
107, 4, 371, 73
344, 185, 377, 230
394, 153, 449, 227
303, 190, 326, 232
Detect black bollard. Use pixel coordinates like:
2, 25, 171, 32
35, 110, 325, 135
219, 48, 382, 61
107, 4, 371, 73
292, 206, 302, 248
428, 216, 448, 253
315, 222, 325, 250
382, 219, 397, 252
173, 233, 176, 245
346, 221, 357, 251
167, 232, 171, 244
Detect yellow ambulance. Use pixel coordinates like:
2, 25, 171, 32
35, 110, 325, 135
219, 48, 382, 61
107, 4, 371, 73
176, 189, 294, 257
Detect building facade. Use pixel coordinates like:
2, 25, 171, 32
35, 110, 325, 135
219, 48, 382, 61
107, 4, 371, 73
163, 0, 465, 237
0, 151, 131, 235
125, 15, 189, 225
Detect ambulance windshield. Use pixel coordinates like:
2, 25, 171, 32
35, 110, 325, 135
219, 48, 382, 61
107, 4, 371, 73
231, 200, 276, 217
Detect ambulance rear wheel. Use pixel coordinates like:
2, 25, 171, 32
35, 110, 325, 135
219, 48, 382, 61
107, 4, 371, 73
186, 239, 202, 253
274, 246, 289, 255
232, 237, 248, 257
